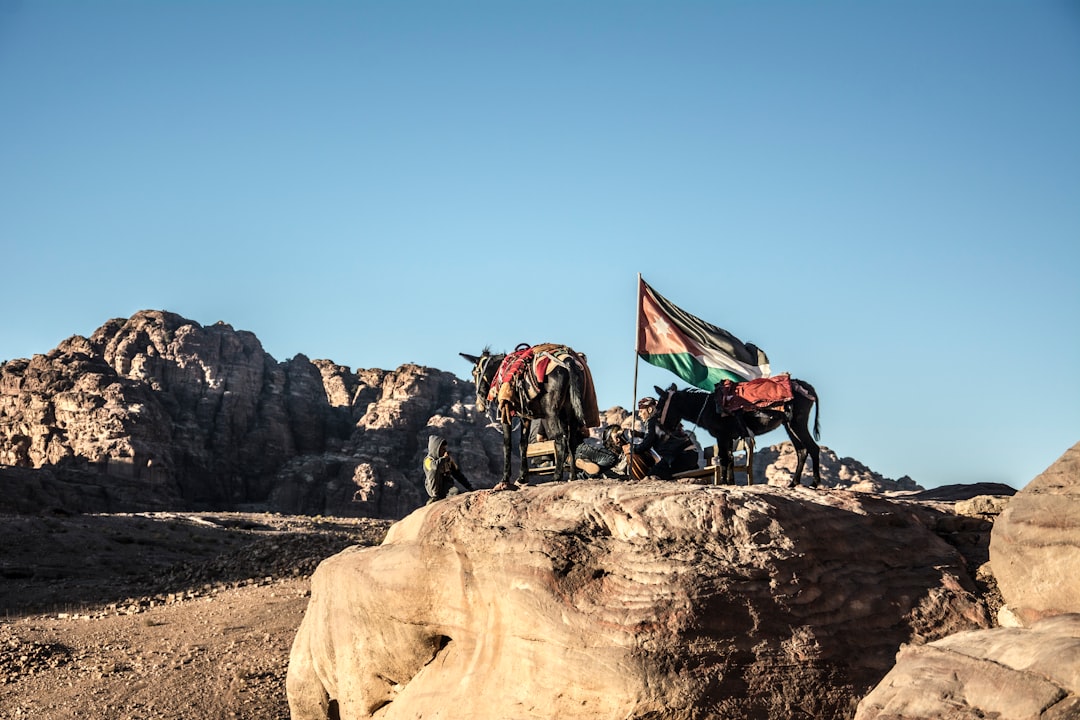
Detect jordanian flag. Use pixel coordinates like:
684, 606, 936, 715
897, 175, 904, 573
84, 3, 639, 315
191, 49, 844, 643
637, 277, 770, 391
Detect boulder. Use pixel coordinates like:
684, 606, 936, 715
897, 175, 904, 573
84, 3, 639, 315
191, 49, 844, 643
990, 441, 1080, 625
287, 482, 988, 720
856, 613, 1080, 719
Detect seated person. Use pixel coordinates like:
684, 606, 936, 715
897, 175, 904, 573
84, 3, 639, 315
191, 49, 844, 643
629, 397, 699, 480
574, 425, 626, 478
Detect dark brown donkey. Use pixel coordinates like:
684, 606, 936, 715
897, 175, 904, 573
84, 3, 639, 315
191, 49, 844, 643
461, 347, 590, 487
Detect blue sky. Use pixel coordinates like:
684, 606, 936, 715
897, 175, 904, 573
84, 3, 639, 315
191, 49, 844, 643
2, 1, 1078, 489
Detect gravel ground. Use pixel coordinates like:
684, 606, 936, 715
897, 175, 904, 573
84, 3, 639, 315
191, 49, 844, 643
0, 511, 392, 720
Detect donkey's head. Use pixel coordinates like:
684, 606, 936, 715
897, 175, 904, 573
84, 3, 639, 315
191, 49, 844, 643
653, 383, 682, 430
460, 349, 501, 413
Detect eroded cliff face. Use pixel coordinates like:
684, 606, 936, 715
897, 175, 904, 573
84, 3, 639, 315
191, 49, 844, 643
1, 310, 925, 518
0, 311, 492, 516
287, 482, 990, 720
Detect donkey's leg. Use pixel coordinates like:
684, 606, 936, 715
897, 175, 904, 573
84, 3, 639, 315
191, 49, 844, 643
516, 419, 531, 486
794, 427, 821, 488
565, 423, 579, 483
782, 423, 808, 488
549, 416, 570, 483
787, 404, 822, 488
502, 423, 514, 485
719, 445, 735, 485
792, 447, 808, 488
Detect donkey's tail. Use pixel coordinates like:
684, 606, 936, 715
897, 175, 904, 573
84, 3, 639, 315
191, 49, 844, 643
809, 383, 821, 441
813, 397, 821, 442
568, 360, 588, 430
796, 379, 822, 441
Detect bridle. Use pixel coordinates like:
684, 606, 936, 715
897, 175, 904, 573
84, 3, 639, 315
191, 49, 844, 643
471, 353, 498, 412
657, 388, 710, 429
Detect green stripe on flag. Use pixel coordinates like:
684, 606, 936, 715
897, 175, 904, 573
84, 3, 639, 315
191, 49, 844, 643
639, 352, 748, 391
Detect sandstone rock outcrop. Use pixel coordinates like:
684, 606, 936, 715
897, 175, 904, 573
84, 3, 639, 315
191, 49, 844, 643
989, 441, 1080, 625
287, 482, 989, 720
855, 441, 1080, 719
0, 311, 493, 517
856, 614, 1080, 719
755, 443, 920, 491
2, 311, 927, 518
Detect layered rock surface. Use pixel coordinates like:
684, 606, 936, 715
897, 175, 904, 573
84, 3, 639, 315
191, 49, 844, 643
857, 614, 1080, 720
287, 482, 989, 720
990, 441, 1080, 625
855, 441, 1080, 719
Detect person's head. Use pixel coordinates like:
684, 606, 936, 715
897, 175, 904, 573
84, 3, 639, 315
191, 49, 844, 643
428, 435, 449, 457
637, 397, 657, 418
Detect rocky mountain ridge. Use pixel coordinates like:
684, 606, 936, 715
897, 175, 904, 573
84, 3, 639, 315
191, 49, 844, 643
2, 310, 918, 519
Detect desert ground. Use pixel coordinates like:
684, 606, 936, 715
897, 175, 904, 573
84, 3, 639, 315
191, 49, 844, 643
0, 511, 393, 719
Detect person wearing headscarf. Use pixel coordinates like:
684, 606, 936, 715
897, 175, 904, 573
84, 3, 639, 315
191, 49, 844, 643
423, 435, 474, 504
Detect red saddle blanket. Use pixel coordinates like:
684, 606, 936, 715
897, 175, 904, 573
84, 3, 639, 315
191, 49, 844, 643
485, 344, 601, 428
487, 347, 535, 402
718, 373, 793, 414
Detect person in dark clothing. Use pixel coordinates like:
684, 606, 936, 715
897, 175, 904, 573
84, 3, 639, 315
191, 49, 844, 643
630, 397, 699, 480
573, 425, 625, 477
423, 435, 474, 504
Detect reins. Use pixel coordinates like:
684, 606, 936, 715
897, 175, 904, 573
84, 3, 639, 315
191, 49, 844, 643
694, 391, 710, 426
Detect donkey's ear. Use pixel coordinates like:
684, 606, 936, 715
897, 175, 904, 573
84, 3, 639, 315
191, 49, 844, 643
667, 383, 677, 391
460, 353, 480, 364
654, 385, 664, 395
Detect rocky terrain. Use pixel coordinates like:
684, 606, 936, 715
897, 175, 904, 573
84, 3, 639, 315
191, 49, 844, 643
3, 310, 1051, 720
0, 510, 393, 719
1, 481, 1008, 720
286, 480, 1012, 720
855, 441, 1080, 719
1, 310, 919, 522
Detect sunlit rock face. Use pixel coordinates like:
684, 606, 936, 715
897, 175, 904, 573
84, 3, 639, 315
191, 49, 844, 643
856, 613, 1080, 720
856, 440, 1080, 720
990, 441, 1080, 625
0, 310, 491, 516
1, 309, 931, 518
287, 481, 988, 720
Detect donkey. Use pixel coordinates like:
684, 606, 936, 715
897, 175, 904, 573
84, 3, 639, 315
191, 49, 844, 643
653, 380, 822, 487
461, 347, 590, 487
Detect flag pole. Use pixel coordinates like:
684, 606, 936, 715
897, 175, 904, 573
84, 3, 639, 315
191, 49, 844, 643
633, 273, 642, 407
630, 273, 643, 466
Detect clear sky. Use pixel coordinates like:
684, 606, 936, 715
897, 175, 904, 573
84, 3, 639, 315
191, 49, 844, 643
2, 1, 1078, 489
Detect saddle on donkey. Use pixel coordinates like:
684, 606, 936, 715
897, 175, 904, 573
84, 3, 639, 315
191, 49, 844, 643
716, 373, 794, 415
487, 343, 600, 428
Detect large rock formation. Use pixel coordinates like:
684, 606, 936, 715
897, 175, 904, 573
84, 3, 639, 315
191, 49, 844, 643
855, 441, 1080, 719
2, 311, 926, 519
857, 614, 1080, 719
287, 482, 989, 720
0, 311, 493, 517
989, 441, 1080, 625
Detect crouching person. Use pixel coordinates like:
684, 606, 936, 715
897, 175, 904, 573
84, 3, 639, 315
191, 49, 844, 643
424, 435, 474, 504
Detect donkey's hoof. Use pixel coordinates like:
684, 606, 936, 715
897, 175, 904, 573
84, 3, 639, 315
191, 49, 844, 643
492, 482, 517, 492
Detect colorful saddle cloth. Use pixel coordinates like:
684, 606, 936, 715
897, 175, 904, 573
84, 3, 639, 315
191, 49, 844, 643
718, 373, 793, 414
487, 343, 600, 427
